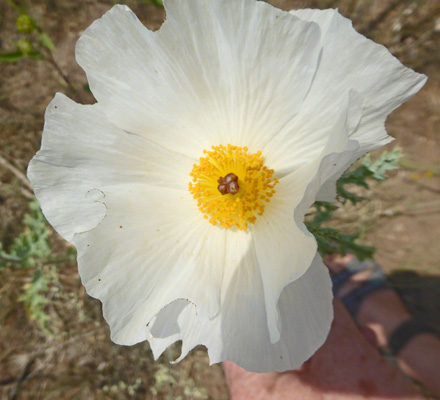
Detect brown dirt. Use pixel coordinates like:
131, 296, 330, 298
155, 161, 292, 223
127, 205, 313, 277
0, 0, 439, 399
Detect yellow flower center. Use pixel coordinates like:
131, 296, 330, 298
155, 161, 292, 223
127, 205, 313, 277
189, 144, 279, 230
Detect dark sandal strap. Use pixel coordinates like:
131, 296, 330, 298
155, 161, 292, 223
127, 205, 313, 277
331, 257, 390, 319
332, 269, 355, 295
389, 320, 440, 356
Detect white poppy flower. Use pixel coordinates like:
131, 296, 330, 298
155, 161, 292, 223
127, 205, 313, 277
28, 0, 426, 373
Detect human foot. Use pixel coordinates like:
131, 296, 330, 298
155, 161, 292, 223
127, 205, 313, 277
324, 254, 440, 397
323, 253, 412, 349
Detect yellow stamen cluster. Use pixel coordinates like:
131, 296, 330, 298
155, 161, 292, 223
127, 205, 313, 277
189, 144, 279, 230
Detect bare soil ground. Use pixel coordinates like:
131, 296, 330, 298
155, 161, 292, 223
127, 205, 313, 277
0, 0, 439, 399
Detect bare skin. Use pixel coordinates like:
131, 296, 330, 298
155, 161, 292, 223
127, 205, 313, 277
224, 254, 440, 399
224, 300, 423, 400
326, 254, 440, 398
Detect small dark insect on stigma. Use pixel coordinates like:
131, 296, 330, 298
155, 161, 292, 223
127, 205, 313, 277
217, 173, 240, 195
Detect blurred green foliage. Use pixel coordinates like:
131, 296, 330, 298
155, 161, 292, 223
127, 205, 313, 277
16, 14, 35, 34
0, 199, 51, 269
0, 199, 54, 334
363, 148, 402, 181
1, 0, 56, 63
141, 0, 164, 7
307, 148, 403, 260
19, 269, 52, 334
337, 148, 402, 204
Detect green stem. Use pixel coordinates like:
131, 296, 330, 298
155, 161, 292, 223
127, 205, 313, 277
6, 0, 20, 13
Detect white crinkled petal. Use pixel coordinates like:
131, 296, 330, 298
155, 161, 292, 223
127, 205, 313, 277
28, 95, 231, 345
28, 93, 193, 243
73, 183, 229, 345
314, 89, 365, 202
148, 253, 333, 373
290, 8, 426, 151
75, 0, 322, 158
289, 8, 426, 201
28, 0, 427, 374
260, 88, 359, 178
250, 174, 317, 343
294, 139, 361, 229
252, 92, 360, 343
